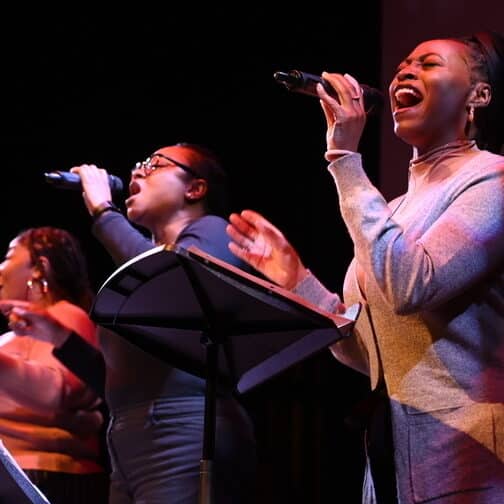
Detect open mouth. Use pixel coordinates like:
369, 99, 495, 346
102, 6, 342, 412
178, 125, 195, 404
129, 181, 141, 197
394, 86, 423, 110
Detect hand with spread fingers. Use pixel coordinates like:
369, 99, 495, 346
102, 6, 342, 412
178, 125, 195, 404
227, 209, 309, 290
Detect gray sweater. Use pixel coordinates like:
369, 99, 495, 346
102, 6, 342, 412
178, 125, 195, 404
294, 140, 504, 502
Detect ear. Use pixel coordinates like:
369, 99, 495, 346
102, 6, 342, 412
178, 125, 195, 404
468, 82, 492, 109
185, 178, 208, 203
32, 256, 50, 278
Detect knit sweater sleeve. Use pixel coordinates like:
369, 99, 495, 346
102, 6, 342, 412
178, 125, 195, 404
92, 211, 154, 266
292, 271, 369, 375
327, 151, 504, 314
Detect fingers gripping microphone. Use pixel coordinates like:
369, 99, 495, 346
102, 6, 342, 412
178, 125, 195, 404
273, 69, 384, 114
44, 171, 124, 194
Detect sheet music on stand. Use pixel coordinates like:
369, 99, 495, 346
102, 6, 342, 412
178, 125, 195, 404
0, 440, 50, 503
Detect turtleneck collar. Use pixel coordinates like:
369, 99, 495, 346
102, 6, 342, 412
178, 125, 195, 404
410, 139, 477, 169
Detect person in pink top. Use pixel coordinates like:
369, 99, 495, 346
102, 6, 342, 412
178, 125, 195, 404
0, 227, 109, 504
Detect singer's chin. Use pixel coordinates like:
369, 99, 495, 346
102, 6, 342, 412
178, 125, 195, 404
125, 205, 135, 219
125, 204, 142, 226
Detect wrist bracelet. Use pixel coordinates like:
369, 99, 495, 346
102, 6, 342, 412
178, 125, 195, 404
91, 201, 121, 220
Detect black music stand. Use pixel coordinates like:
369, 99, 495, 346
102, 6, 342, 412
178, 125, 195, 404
91, 244, 357, 504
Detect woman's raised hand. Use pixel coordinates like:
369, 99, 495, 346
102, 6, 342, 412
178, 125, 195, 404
227, 210, 309, 290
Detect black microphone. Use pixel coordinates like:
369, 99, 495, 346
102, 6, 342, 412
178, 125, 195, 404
273, 69, 384, 114
44, 171, 124, 194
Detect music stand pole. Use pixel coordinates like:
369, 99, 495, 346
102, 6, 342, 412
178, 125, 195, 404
198, 334, 217, 504
179, 257, 221, 504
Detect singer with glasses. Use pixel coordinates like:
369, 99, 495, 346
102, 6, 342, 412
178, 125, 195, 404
226, 31, 504, 503
9, 143, 257, 504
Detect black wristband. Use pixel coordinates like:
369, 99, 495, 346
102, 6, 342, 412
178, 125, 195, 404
53, 332, 106, 397
91, 201, 121, 221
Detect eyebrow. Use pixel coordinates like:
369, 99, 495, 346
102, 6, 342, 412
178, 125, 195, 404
418, 52, 444, 60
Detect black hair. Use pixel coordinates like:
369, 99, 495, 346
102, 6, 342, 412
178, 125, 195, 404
175, 142, 230, 216
17, 227, 94, 310
457, 31, 504, 154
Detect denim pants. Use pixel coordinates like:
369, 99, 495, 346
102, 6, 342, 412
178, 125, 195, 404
107, 395, 256, 504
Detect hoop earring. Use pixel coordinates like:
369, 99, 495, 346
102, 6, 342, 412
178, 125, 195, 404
27, 278, 49, 295
468, 105, 475, 124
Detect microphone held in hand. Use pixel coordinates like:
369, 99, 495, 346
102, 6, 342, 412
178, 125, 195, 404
44, 171, 124, 194
273, 69, 384, 114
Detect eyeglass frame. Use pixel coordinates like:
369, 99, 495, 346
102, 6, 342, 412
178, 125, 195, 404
133, 153, 203, 179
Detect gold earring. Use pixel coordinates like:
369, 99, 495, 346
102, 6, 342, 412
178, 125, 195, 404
27, 278, 49, 294
468, 105, 475, 123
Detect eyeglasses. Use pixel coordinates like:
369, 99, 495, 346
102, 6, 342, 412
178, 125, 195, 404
133, 153, 201, 178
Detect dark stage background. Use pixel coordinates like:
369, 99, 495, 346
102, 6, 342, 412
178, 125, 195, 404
0, 6, 382, 503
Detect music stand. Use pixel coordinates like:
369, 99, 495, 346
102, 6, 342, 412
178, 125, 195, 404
0, 440, 50, 503
91, 244, 356, 504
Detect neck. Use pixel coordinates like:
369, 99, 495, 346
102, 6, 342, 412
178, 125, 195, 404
151, 210, 205, 246
29, 293, 54, 308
